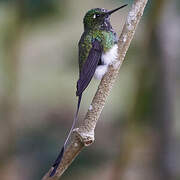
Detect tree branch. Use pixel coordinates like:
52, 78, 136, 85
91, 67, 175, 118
42, 0, 148, 179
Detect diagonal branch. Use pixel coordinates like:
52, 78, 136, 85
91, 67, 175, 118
42, 0, 148, 179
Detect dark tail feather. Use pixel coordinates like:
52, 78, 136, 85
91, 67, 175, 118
49, 94, 82, 177
49, 147, 64, 177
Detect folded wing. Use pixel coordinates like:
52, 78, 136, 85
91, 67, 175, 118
76, 39, 102, 96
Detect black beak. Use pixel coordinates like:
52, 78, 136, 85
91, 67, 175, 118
106, 4, 128, 15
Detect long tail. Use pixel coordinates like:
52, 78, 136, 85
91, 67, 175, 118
49, 94, 82, 177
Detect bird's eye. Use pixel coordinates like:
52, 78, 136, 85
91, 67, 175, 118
93, 14, 100, 19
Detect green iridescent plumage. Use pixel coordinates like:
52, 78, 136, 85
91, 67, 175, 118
78, 8, 117, 72
83, 9, 108, 30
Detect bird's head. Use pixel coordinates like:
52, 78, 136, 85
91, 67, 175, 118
83, 4, 127, 30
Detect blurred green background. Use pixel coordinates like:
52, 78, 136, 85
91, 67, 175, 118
0, 0, 180, 179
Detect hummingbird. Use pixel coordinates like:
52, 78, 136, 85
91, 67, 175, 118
50, 4, 128, 177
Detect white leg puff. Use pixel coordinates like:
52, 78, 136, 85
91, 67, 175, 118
94, 65, 108, 80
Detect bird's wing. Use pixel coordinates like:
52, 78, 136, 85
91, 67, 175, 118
76, 39, 102, 96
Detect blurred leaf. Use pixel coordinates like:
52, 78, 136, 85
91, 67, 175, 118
0, 0, 66, 21
22, 0, 60, 20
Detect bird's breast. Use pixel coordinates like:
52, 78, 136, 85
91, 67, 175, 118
101, 44, 118, 65
94, 44, 118, 80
